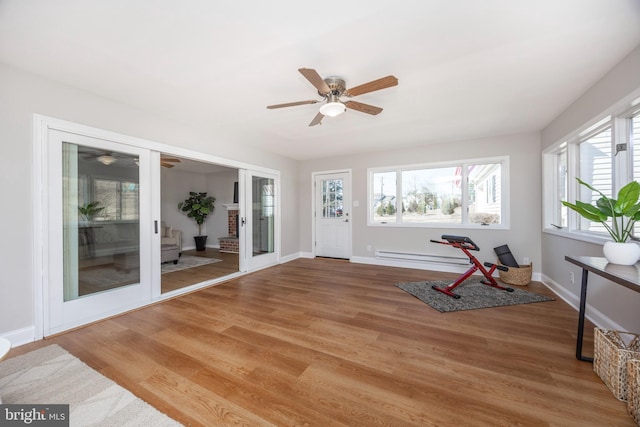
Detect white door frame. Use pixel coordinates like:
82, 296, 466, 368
312, 169, 352, 259
32, 115, 282, 339
44, 129, 157, 335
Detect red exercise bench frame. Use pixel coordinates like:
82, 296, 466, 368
429, 235, 514, 298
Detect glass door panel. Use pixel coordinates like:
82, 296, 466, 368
252, 175, 275, 256
63, 143, 141, 300
47, 130, 153, 335
243, 170, 278, 270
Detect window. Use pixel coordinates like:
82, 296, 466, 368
371, 171, 397, 223
631, 110, 640, 183
321, 178, 344, 218
578, 124, 612, 234
630, 110, 640, 236
94, 178, 139, 221
544, 101, 640, 241
369, 157, 508, 227
557, 143, 568, 228
260, 182, 274, 217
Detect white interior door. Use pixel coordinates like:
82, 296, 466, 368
314, 171, 351, 259
242, 170, 279, 270
45, 130, 155, 335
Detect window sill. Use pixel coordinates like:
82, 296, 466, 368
369, 222, 509, 230
543, 227, 612, 245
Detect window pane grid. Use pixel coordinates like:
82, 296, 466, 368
321, 179, 343, 218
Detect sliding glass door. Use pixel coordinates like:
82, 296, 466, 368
46, 130, 154, 335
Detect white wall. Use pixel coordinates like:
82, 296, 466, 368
299, 132, 542, 273
540, 45, 640, 332
161, 168, 237, 249
0, 62, 299, 343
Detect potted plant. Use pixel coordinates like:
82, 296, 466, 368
78, 201, 104, 222
562, 178, 640, 265
178, 192, 216, 251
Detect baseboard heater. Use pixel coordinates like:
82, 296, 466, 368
375, 250, 468, 266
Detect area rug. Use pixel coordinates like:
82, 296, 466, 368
0, 344, 181, 426
161, 255, 221, 274
79, 255, 222, 288
395, 280, 554, 313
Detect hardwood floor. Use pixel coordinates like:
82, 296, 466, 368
161, 248, 239, 293
9, 258, 633, 426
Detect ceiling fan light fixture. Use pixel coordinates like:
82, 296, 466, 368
97, 154, 116, 165
319, 101, 346, 117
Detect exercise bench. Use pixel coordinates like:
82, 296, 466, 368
429, 235, 514, 298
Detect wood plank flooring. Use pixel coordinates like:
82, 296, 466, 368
9, 258, 633, 426
161, 248, 239, 294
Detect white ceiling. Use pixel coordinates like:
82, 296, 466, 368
1, 1, 639, 161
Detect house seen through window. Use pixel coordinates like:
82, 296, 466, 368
369, 157, 507, 227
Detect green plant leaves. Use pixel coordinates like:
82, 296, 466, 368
178, 192, 216, 235
78, 201, 105, 221
561, 200, 606, 222
616, 181, 640, 214
562, 179, 640, 242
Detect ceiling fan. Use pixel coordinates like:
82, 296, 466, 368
82, 150, 181, 168
81, 151, 128, 166
267, 68, 398, 126
160, 156, 181, 168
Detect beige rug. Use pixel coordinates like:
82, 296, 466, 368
0, 345, 181, 426
161, 254, 221, 273
79, 255, 222, 288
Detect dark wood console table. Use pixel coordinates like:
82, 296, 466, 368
565, 256, 640, 362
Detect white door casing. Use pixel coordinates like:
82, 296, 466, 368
33, 115, 283, 340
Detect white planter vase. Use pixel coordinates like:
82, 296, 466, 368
603, 241, 640, 265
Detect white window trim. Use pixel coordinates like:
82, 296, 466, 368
367, 156, 510, 229
542, 92, 640, 244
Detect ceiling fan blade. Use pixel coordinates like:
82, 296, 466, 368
344, 100, 383, 115
160, 157, 181, 163
160, 162, 175, 168
345, 75, 398, 97
267, 100, 319, 109
308, 112, 324, 127
298, 68, 331, 95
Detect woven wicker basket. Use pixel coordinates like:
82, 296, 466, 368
627, 359, 640, 425
594, 328, 640, 401
498, 263, 532, 286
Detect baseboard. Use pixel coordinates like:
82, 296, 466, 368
350, 255, 543, 281
181, 244, 219, 251
350, 255, 468, 274
280, 252, 305, 264
540, 274, 625, 331
298, 252, 314, 259
1, 326, 36, 348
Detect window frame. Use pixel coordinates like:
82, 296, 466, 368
367, 156, 510, 229
543, 99, 640, 244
